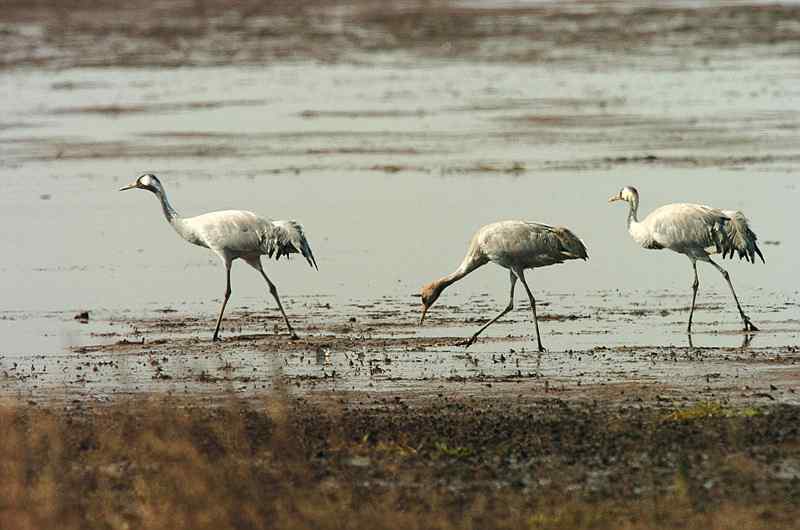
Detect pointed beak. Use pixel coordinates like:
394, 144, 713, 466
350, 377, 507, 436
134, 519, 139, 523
119, 182, 138, 191
608, 192, 622, 203
419, 305, 429, 326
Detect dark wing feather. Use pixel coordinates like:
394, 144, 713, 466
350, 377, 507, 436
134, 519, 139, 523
261, 220, 318, 269
717, 211, 764, 264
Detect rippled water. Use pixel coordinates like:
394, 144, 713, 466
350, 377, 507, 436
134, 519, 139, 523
1, 49, 799, 361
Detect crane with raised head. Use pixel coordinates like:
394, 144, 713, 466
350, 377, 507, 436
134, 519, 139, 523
609, 185, 763, 333
120, 173, 317, 341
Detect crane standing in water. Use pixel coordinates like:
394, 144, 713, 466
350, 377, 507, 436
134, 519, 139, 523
419, 220, 589, 352
609, 185, 763, 333
120, 173, 317, 341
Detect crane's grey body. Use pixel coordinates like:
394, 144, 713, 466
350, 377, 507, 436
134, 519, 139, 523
476, 221, 587, 269
419, 220, 589, 351
610, 186, 763, 333
120, 173, 317, 341
174, 209, 315, 265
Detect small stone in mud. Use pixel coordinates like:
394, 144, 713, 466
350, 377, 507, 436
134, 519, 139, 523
347, 456, 371, 468
74, 311, 90, 323
40, 194, 52, 200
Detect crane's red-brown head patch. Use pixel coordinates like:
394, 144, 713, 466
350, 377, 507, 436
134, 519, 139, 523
419, 281, 443, 325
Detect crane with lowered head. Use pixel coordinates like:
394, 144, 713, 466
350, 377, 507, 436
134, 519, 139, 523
419, 220, 588, 352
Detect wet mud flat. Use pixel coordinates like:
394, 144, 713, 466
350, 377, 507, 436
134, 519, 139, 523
4, 291, 799, 406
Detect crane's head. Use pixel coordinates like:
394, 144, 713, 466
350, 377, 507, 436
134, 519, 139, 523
419, 281, 444, 326
119, 173, 163, 194
608, 185, 639, 207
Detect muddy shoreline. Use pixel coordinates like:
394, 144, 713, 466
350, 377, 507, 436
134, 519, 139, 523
1, 298, 796, 408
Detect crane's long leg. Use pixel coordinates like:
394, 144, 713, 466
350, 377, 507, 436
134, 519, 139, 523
462, 270, 516, 348
245, 257, 298, 339
212, 261, 233, 341
516, 268, 545, 353
707, 258, 758, 332
687, 259, 700, 334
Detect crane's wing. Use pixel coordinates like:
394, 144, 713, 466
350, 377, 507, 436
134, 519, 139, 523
519, 222, 589, 261
183, 210, 266, 252
550, 226, 589, 261
719, 210, 764, 263
644, 204, 764, 263
261, 220, 318, 270
480, 221, 587, 267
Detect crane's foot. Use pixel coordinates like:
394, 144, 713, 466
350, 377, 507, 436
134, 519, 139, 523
457, 336, 478, 348
289, 333, 300, 341
212, 334, 222, 342
536, 345, 546, 353
743, 316, 759, 332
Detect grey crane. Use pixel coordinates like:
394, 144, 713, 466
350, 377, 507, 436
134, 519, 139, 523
120, 173, 317, 341
419, 220, 588, 351
609, 185, 763, 333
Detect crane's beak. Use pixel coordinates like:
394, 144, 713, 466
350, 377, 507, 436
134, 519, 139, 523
608, 192, 622, 203
419, 304, 429, 326
119, 182, 139, 191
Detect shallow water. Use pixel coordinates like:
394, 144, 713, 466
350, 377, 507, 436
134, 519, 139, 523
1, 11, 799, 401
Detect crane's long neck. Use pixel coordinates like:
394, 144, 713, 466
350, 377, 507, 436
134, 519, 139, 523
151, 185, 197, 242
626, 200, 640, 230
433, 252, 485, 296
155, 187, 179, 225
626, 198, 654, 247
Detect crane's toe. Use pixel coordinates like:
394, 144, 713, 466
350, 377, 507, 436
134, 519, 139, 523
457, 336, 478, 348
745, 319, 759, 332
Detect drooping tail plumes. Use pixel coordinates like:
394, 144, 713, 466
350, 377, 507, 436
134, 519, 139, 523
553, 226, 589, 261
262, 220, 318, 269
717, 211, 764, 264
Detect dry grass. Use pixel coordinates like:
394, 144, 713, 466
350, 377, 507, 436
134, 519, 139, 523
663, 401, 761, 422
1, 391, 799, 530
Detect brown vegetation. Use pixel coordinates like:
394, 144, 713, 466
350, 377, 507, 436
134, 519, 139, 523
2, 389, 800, 530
